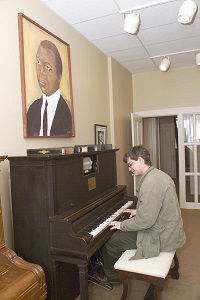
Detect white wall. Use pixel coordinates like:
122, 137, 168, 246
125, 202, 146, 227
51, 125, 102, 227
109, 58, 134, 194
133, 66, 200, 112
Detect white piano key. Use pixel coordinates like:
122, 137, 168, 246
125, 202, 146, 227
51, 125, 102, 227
89, 200, 133, 237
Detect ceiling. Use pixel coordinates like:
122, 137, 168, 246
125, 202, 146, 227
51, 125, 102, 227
40, 0, 200, 74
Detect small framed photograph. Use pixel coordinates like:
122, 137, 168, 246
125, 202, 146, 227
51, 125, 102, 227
18, 13, 75, 138
94, 124, 107, 144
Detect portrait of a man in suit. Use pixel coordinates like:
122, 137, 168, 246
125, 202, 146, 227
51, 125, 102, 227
27, 40, 73, 137
98, 131, 104, 144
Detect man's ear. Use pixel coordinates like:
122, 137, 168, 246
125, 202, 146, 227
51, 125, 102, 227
138, 157, 144, 164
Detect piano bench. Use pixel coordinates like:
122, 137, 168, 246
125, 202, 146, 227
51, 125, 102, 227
0, 247, 47, 300
114, 249, 179, 300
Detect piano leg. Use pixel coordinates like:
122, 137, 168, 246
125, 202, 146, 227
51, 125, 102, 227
78, 263, 89, 300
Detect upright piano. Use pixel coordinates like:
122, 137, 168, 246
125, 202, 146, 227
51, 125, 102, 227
8, 149, 136, 300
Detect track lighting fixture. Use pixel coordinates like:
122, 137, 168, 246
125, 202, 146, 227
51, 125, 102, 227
121, 0, 198, 36
150, 49, 200, 71
177, 0, 197, 24
120, 0, 199, 70
123, 13, 140, 34
159, 57, 171, 72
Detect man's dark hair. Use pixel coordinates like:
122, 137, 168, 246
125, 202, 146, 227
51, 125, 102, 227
40, 40, 62, 75
123, 145, 152, 166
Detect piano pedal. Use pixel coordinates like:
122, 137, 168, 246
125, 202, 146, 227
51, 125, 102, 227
91, 261, 103, 274
89, 253, 103, 275
88, 275, 114, 291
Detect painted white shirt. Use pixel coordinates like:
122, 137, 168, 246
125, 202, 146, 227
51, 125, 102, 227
39, 89, 60, 136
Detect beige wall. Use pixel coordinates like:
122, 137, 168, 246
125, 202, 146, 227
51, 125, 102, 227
0, 0, 133, 248
133, 66, 200, 112
109, 58, 134, 194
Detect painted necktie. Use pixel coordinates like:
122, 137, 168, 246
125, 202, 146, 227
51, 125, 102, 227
43, 100, 48, 136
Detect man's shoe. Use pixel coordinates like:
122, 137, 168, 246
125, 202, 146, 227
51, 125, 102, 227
94, 273, 122, 285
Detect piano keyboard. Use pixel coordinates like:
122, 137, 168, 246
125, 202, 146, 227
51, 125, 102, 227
88, 200, 133, 238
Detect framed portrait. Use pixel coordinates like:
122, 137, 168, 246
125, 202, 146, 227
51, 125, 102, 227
18, 13, 75, 138
94, 124, 107, 145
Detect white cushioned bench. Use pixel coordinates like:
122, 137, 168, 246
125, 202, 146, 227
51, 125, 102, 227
114, 249, 179, 300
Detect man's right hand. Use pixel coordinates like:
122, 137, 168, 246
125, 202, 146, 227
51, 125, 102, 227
124, 209, 137, 218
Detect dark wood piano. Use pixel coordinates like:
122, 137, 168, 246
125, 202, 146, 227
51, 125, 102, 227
8, 149, 136, 300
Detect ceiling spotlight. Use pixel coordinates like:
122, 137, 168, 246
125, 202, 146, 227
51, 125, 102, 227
177, 0, 197, 24
196, 53, 200, 65
159, 57, 171, 72
123, 12, 140, 34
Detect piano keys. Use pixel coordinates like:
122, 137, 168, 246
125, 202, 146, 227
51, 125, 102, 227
88, 200, 133, 237
8, 149, 137, 300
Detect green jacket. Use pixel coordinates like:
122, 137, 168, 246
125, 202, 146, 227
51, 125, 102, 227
120, 166, 186, 259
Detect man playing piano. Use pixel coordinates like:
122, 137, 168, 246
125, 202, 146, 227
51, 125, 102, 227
94, 145, 186, 285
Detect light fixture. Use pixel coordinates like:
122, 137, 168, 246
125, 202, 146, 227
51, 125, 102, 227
150, 49, 200, 71
123, 13, 140, 34
177, 0, 197, 24
196, 53, 200, 65
120, 0, 175, 35
159, 57, 171, 72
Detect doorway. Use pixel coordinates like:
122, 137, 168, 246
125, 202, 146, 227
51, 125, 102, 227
142, 116, 179, 196
133, 107, 200, 208
143, 116, 178, 176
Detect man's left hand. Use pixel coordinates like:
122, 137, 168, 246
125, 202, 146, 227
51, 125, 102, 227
109, 221, 121, 230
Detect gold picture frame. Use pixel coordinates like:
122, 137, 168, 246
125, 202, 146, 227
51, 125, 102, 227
18, 13, 75, 138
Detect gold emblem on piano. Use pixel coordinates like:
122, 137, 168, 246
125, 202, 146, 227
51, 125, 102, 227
38, 149, 50, 155
88, 177, 96, 191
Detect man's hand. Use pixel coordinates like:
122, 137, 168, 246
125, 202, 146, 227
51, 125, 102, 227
109, 221, 121, 230
124, 209, 137, 218
109, 209, 137, 230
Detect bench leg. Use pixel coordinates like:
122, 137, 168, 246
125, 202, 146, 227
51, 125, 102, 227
120, 281, 160, 300
168, 253, 179, 279
144, 284, 159, 300
121, 280, 128, 300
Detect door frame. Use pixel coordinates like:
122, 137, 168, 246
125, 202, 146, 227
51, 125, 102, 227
131, 113, 143, 195
135, 106, 200, 209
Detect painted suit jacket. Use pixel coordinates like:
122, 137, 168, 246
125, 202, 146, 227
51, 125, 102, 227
27, 95, 72, 136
